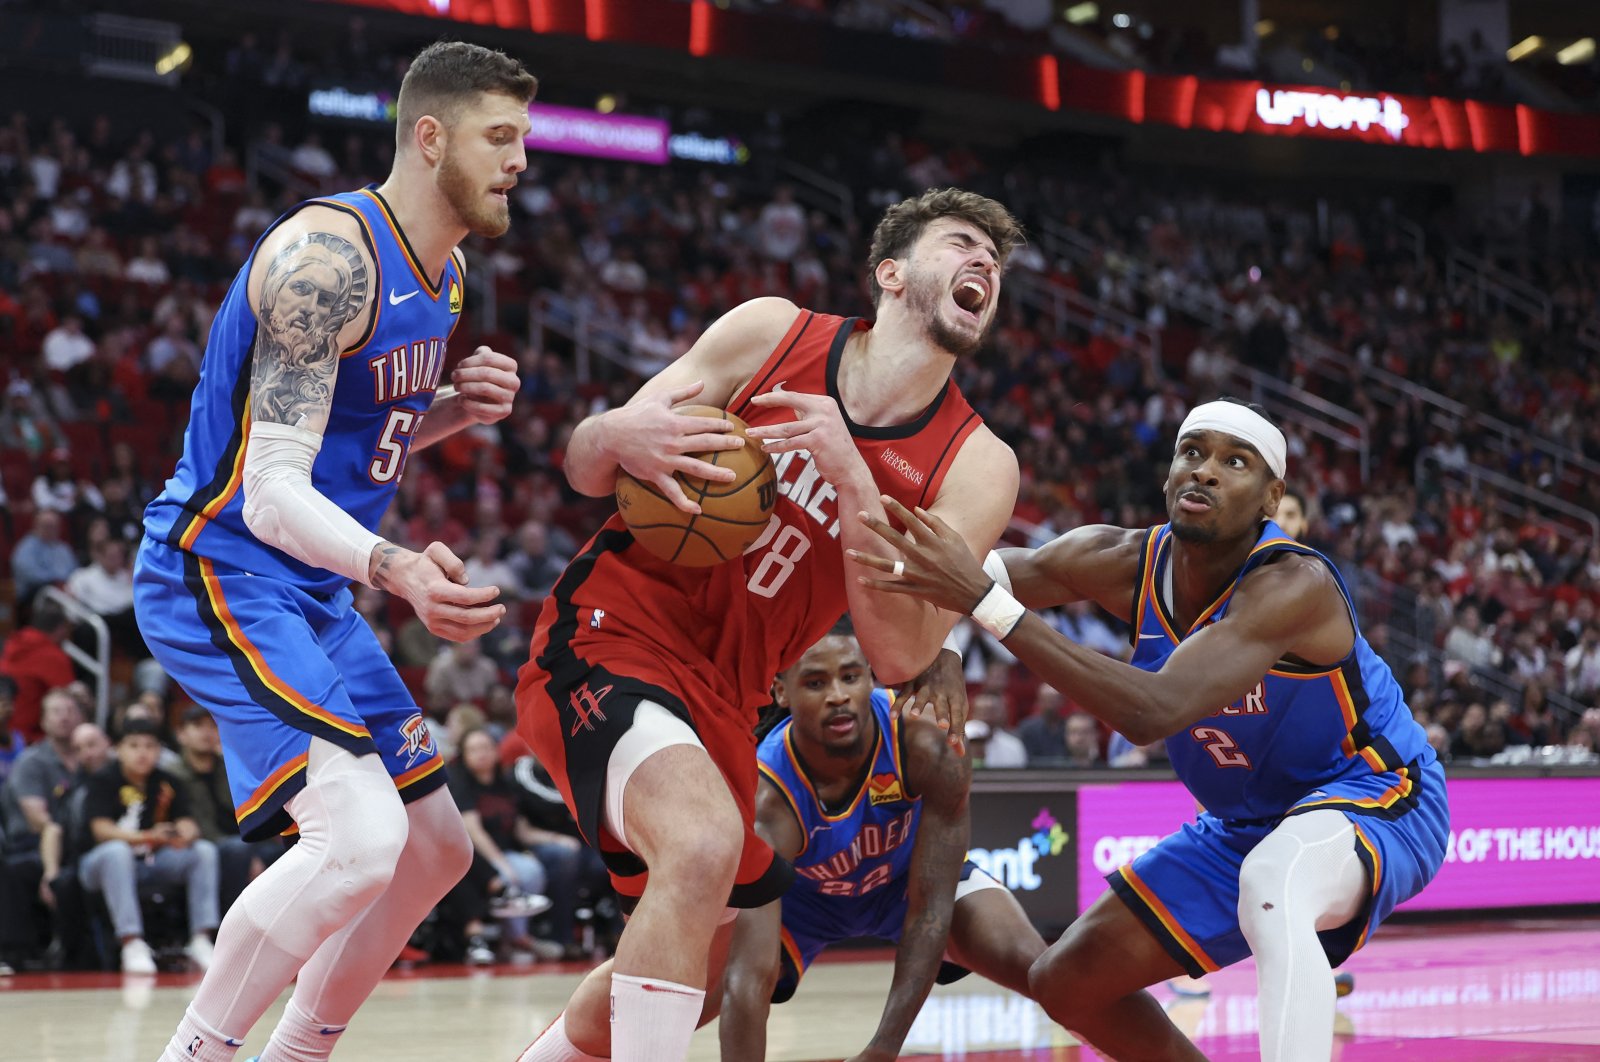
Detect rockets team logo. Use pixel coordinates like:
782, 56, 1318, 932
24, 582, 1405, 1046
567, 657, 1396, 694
396, 712, 435, 768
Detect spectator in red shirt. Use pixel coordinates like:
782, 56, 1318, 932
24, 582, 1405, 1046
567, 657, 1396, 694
0, 598, 76, 744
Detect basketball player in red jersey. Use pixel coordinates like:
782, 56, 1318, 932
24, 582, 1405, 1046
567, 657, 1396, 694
515, 189, 1022, 1062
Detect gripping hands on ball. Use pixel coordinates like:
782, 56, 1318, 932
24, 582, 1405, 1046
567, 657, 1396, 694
607, 381, 745, 514
746, 382, 868, 487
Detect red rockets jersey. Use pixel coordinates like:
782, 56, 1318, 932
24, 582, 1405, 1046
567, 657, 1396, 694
520, 309, 984, 729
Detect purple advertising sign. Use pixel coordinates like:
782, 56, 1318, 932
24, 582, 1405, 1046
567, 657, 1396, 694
525, 103, 669, 164
1075, 777, 1600, 914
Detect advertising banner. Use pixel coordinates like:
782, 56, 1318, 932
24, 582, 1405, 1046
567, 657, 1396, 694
966, 789, 1078, 934
525, 103, 669, 165
1074, 777, 1600, 914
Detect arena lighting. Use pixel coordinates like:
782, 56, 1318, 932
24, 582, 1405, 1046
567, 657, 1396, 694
596, 93, 617, 114
313, 0, 1600, 159
1255, 19, 1274, 37
1506, 35, 1542, 61
1557, 37, 1595, 66
155, 41, 191, 76
1111, 12, 1131, 29
1063, 2, 1098, 25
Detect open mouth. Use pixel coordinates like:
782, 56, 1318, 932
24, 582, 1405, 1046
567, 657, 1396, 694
824, 715, 857, 737
952, 276, 989, 317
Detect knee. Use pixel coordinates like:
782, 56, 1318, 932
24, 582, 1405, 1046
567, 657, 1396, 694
1237, 850, 1287, 926
431, 812, 473, 883
1027, 946, 1071, 1005
321, 800, 410, 907
91, 840, 136, 871
665, 813, 743, 886
632, 794, 743, 887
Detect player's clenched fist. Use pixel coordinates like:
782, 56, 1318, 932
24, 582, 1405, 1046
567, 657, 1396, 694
371, 539, 505, 641
452, 345, 520, 424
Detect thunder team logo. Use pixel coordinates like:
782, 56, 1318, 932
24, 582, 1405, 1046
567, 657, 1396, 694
396, 712, 435, 768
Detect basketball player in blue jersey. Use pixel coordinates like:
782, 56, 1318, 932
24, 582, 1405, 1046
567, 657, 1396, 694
718, 626, 1045, 1062
132, 42, 535, 1062
852, 398, 1450, 1062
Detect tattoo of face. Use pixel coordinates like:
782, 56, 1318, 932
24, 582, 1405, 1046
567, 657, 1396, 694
249, 232, 370, 427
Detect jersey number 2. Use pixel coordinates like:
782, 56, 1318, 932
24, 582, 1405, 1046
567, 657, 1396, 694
1191, 726, 1252, 769
370, 409, 419, 484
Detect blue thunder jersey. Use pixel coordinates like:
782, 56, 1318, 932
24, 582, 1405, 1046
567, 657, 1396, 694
1131, 520, 1437, 822
758, 690, 922, 908
143, 187, 464, 594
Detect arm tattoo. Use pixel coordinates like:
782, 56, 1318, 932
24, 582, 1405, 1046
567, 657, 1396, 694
249, 231, 370, 427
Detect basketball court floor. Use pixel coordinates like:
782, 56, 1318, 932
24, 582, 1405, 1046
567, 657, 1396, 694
5, 918, 1599, 1060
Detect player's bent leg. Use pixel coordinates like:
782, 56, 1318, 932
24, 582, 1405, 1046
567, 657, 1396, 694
607, 744, 743, 1062
160, 740, 408, 1062
261, 786, 473, 1062
1237, 809, 1365, 1062
1028, 889, 1210, 1062
944, 877, 1046, 998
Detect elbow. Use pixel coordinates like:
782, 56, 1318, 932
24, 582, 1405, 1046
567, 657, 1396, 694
872, 647, 936, 688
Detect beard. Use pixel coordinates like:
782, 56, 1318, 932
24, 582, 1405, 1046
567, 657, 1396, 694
1168, 519, 1220, 545
439, 150, 510, 238
905, 265, 987, 358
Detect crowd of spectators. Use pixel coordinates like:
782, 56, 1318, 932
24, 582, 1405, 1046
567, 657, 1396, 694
2, 19, 1599, 970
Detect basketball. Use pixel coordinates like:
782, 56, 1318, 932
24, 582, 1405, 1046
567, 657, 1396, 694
615, 405, 778, 566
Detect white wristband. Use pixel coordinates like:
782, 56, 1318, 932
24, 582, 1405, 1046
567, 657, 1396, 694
941, 627, 963, 660
971, 582, 1025, 640
982, 549, 1012, 593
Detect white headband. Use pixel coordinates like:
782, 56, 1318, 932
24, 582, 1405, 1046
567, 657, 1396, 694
1176, 401, 1287, 479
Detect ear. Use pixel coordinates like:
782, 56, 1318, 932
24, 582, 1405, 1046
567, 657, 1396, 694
874, 255, 906, 300
1262, 477, 1286, 520
413, 114, 446, 165
771, 681, 791, 711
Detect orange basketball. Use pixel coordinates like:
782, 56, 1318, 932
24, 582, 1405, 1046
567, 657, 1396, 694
615, 405, 778, 566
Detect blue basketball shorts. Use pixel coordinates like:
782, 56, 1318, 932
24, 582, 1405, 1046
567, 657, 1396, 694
773, 860, 1001, 1003
134, 537, 447, 841
1108, 760, 1450, 976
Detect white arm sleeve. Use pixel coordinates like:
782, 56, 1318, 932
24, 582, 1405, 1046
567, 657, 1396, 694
982, 549, 1012, 593
242, 421, 385, 586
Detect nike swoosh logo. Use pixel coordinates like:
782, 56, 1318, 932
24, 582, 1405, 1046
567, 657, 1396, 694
388, 289, 419, 305
225, 1039, 245, 1047
318, 1027, 347, 1036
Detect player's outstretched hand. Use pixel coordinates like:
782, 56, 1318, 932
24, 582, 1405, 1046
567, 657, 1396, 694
375, 541, 505, 642
452, 346, 520, 425
746, 382, 862, 486
607, 380, 744, 514
892, 647, 968, 754
849, 496, 991, 615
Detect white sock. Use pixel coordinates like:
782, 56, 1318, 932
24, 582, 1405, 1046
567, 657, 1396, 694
258, 999, 345, 1062
1238, 809, 1367, 1062
516, 1012, 607, 1062
609, 974, 704, 1062
158, 1005, 246, 1062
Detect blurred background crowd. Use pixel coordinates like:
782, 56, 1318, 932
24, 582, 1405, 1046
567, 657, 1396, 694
0, 0, 1597, 974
